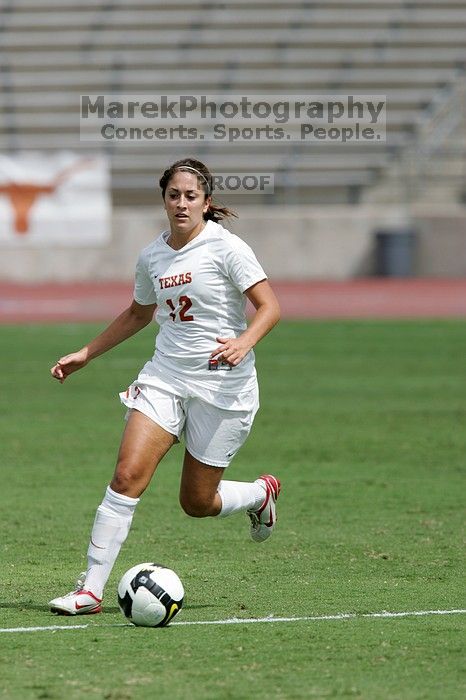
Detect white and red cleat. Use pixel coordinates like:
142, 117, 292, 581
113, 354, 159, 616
247, 474, 281, 542
49, 572, 102, 615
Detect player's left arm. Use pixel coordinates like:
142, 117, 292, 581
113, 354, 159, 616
211, 280, 280, 366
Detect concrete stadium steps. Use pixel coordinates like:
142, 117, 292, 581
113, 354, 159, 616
0, 0, 465, 204
5, 0, 466, 7
111, 151, 393, 171
0, 109, 419, 130
0, 132, 413, 151
0, 89, 437, 110
1, 68, 458, 89
4, 47, 466, 70
4, 7, 466, 28
3, 28, 466, 49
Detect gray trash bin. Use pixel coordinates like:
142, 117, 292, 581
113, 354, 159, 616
375, 229, 416, 277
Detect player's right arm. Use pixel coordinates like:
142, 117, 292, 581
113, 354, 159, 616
50, 300, 156, 383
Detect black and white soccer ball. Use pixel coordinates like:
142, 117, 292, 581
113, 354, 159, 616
118, 563, 184, 627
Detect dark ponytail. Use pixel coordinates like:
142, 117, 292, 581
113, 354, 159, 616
203, 202, 237, 223
159, 158, 237, 222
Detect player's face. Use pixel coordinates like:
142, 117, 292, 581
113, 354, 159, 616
164, 171, 210, 236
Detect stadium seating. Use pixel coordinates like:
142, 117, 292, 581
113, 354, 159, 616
1, 0, 465, 204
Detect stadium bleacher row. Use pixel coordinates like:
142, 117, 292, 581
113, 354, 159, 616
1, 0, 465, 205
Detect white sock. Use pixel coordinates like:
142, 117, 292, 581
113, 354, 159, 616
217, 480, 265, 518
85, 486, 139, 599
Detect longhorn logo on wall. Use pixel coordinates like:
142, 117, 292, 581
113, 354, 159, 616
0, 153, 110, 246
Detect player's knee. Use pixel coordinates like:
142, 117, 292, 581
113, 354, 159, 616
110, 463, 141, 496
179, 493, 212, 518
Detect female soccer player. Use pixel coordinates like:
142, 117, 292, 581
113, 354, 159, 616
49, 158, 281, 615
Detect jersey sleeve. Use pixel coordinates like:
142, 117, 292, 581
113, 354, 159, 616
222, 235, 267, 293
133, 248, 158, 305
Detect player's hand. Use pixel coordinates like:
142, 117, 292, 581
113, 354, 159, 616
50, 348, 89, 383
210, 336, 253, 367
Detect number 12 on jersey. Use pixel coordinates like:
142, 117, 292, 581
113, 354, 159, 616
166, 295, 194, 322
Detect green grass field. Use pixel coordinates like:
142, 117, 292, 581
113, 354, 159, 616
1, 320, 465, 700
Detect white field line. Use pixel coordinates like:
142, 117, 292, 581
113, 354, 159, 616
1, 608, 465, 634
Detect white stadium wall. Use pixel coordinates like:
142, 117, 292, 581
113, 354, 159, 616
1, 205, 466, 282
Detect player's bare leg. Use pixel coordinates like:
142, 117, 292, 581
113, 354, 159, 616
179, 450, 280, 541
110, 409, 177, 497
179, 451, 225, 517
49, 410, 176, 615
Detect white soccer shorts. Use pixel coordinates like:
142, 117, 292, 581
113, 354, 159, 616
120, 382, 259, 467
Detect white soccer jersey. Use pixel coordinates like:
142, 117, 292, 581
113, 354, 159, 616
132, 220, 267, 408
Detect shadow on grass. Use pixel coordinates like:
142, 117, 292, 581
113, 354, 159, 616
0, 601, 217, 614
0, 601, 120, 614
